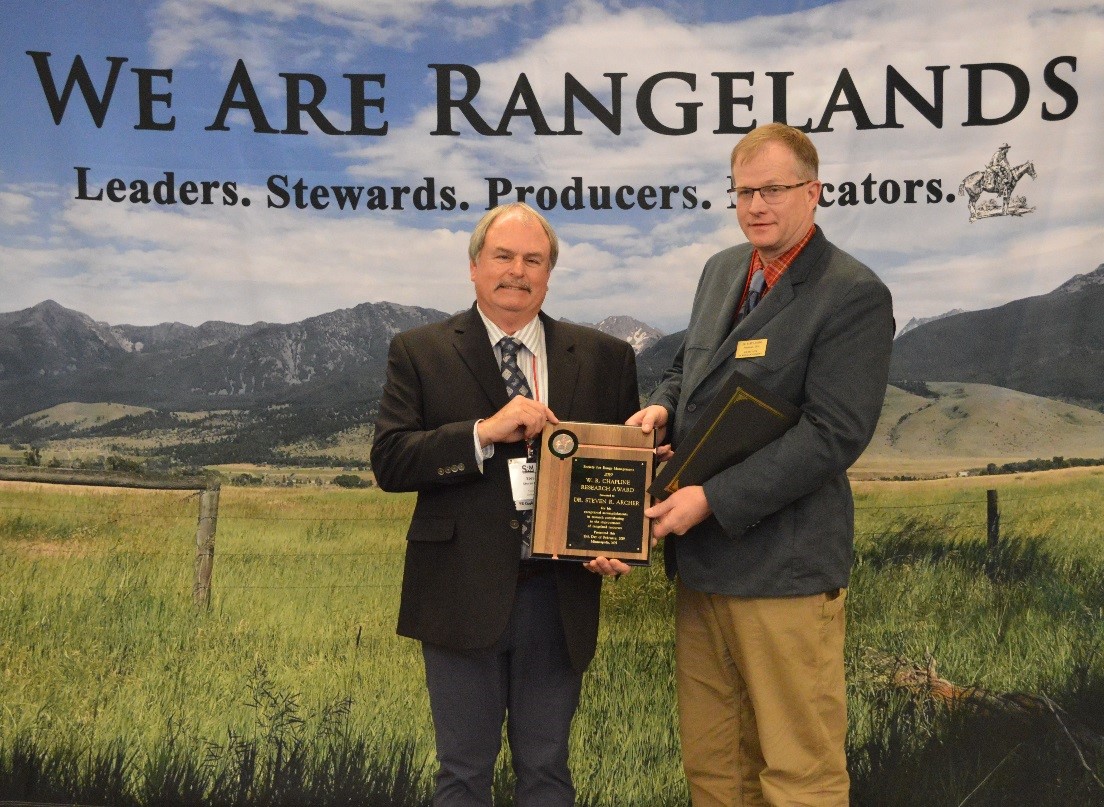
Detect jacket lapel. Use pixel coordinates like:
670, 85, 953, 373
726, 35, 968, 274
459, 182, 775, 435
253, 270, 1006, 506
696, 227, 825, 389
697, 260, 752, 385
543, 313, 578, 418
706, 262, 750, 361
452, 305, 510, 411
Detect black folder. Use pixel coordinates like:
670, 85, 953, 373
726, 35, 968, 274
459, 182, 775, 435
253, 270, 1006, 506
648, 370, 801, 500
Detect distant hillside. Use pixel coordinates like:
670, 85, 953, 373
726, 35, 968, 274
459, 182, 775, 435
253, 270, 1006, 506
0, 300, 449, 420
0, 299, 121, 381
896, 309, 965, 338
636, 330, 685, 395
561, 315, 663, 355
639, 265, 1103, 405
14, 402, 154, 430
110, 319, 266, 354
6, 262, 1101, 468
854, 381, 1104, 477
0, 300, 667, 427
591, 316, 664, 354
1053, 263, 1104, 294
890, 264, 1104, 405
13, 379, 1102, 477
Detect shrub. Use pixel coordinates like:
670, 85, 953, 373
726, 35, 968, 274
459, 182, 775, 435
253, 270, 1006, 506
332, 474, 368, 489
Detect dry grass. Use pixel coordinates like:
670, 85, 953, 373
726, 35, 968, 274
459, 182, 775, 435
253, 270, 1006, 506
854, 383, 1104, 478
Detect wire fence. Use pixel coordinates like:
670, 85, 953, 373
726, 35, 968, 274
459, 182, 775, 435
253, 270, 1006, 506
0, 474, 1074, 602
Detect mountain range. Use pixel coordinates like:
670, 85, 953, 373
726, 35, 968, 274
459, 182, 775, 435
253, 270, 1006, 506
639, 263, 1104, 408
2, 263, 1100, 464
0, 300, 662, 423
895, 309, 966, 338
0, 300, 438, 421
889, 263, 1104, 406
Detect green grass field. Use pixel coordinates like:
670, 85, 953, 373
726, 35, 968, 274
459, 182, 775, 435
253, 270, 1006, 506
2, 469, 1103, 805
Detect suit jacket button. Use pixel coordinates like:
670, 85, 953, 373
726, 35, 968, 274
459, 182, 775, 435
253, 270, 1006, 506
437, 467, 444, 475
457, 462, 465, 471
687, 403, 697, 413
510, 519, 521, 530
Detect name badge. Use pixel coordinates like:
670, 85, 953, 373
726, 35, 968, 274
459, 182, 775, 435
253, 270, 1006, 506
508, 458, 537, 511
735, 338, 768, 359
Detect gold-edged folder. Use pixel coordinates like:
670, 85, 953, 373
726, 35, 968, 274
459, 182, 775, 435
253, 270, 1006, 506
648, 370, 801, 500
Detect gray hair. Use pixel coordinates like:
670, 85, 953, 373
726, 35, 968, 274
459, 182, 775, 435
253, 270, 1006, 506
468, 202, 559, 269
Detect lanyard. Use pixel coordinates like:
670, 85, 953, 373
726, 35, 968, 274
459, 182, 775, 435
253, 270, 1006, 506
528, 353, 540, 403
524, 352, 540, 462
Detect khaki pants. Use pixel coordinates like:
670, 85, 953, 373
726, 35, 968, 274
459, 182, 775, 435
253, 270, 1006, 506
675, 580, 849, 807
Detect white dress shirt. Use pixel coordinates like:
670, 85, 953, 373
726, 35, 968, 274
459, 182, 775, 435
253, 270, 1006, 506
472, 307, 548, 470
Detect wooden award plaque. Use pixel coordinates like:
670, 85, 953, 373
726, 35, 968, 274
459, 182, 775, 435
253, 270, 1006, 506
531, 421, 655, 565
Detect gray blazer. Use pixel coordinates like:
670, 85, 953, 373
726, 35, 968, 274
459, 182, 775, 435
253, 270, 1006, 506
371, 305, 640, 671
648, 226, 893, 598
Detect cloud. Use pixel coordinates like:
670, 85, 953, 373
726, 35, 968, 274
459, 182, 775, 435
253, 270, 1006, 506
6, 0, 1101, 335
4, 187, 474, 325
332, 0, 1101, 328
149, 0, 533, 66
0, 191, 36, 227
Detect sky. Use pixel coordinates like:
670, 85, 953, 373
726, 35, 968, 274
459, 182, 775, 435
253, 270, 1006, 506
2, 0, 1101, 335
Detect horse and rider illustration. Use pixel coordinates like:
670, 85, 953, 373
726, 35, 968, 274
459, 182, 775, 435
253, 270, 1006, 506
959, 144, 1037, 222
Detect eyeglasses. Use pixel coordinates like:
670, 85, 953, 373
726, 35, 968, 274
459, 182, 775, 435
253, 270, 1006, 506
727, 181, 812, 205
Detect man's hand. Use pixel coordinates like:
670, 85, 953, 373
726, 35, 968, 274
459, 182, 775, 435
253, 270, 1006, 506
646, 485, 712, 540
584, 557, 632, 578
627, 405, 672, 459
478, 397, 558, 446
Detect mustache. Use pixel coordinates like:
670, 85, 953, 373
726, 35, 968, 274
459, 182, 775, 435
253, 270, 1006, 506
496, 281, 532, 292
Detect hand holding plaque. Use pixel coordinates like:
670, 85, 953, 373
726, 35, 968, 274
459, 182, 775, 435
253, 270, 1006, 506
531, 422, 656, 565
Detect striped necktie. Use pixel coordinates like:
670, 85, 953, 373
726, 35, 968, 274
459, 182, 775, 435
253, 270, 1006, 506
497, 336, 534, 557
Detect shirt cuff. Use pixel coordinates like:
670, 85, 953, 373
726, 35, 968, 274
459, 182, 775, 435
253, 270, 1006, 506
473, 420, 494, 472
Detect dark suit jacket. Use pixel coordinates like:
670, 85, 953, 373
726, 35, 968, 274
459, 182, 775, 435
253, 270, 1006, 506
371, 305, 640, 672
648, 226, 893, 598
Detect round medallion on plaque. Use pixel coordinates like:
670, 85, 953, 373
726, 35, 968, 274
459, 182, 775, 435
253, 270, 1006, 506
548, 429, 579, 459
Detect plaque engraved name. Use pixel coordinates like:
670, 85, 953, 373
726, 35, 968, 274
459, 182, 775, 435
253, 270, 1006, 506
566, 458, 647, 553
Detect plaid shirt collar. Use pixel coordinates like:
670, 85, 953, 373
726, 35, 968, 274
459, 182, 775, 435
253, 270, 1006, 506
748, 224, 816, 291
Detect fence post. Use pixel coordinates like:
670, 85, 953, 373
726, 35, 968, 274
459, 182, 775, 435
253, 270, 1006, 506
985, 489, 1000, 581
986, 489, 1000, 549
193, 482, 221, 609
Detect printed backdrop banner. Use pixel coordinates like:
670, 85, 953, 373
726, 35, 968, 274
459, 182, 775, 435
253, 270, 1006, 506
1, 1, 1101, 408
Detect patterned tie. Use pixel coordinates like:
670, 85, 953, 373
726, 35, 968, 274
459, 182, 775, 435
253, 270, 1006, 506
738, 268, 766, 323
498, 337, 534, 556
498, 337, 533, 400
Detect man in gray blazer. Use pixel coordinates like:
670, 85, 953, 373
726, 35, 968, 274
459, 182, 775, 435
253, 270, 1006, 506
372, 202, 638, 806
629, 124, 894, 807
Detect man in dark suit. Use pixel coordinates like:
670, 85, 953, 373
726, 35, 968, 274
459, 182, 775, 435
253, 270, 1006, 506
629, 124, 894, 807
371, 202, 639, 807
